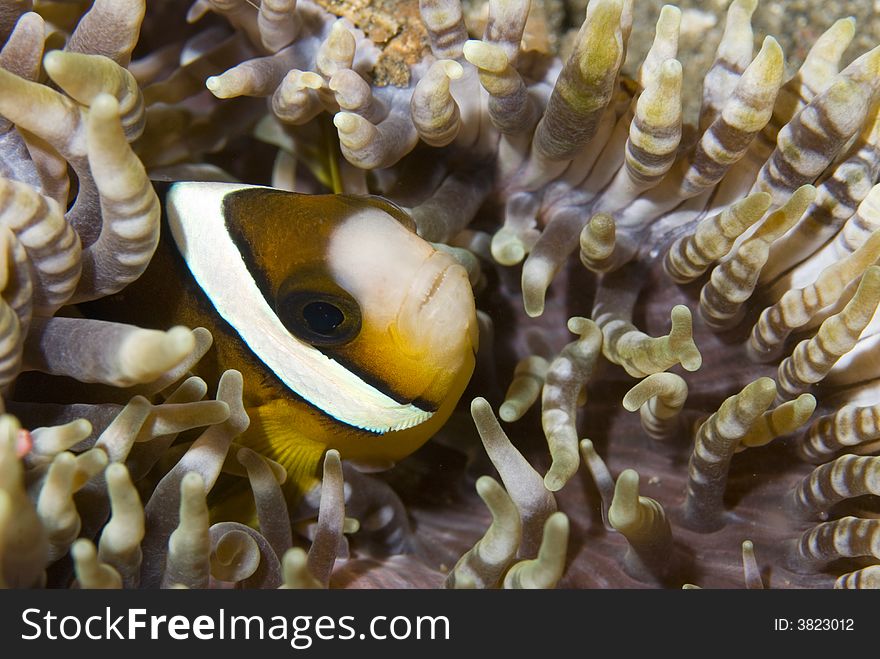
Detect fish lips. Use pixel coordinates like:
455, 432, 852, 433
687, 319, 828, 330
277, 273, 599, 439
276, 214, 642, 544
394, 251, 478, 366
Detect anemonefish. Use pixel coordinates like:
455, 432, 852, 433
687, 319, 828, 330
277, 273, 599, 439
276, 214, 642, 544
90, 182, 478, 499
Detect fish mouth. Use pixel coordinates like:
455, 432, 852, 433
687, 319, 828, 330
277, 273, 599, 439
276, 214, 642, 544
405, 251, 462, 313
395, 250, 477, 357
421, 265, 451, 310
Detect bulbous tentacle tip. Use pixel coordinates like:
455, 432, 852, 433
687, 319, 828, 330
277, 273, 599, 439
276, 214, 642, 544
88, 90, 119, 121
447, 474, 521, 589
323, 448, 342, 471
669, 305, 702, 371
41, 49, 64, 77
498, 402, 518, 423
490, 226, 529, 265
470, 396, 490, 418
607, 468, 639, 525
72, 537, 122, 589
566, 316, 601, 339
608, 467, 674, 583
204, 74, 225, 97
462, 39, 502, 72
580, 212, 618, 272
736, 392, 816, 453
411, 58, 463, 147
502, 511, 569, 589
542, 465, 571, 493
755, 35, 785, 78
280, 547, 322, 589
438, 58, 463, 80
119, 325, 197, 384
749, 376, 779, 400
524, 300, 545, 319
622, 372, 688, 440
522, 257, 557, 318
333, 111, 360, 135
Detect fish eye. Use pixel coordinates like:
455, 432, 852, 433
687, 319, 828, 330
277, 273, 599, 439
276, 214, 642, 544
302, 300, 344, 336
275, 290, 361, 347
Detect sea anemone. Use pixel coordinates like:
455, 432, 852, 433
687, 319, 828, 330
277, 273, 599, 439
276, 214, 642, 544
1, 0, 879, 590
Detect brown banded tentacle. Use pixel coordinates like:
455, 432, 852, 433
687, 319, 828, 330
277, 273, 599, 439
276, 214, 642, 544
463, 40, 536, 136
683, 377, 777, 532
753, 45, 880, 206
471, 397, 557, 558
790, 455, 880, 519
608, 468, 674, 583
799, 402, 880, 463
787, 516, 880, 573
664, 191, 770, 284
258, 0, 299, 53
541, 317, 603, 491
777, 266, 880, 401
446, 475, 521, 589
681, 36, 783, 198
411, 59, 463, 147
419, 0, 468, 60
699, 185, 815, 330
698, 0, 758, 131
531, 0, 625, 164
622, 372, 688, 441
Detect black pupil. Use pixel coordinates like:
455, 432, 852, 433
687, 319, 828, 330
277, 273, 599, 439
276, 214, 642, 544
302, 301, 344, 336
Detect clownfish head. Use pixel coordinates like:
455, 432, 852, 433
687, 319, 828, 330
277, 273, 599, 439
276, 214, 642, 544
166, 182, 478, 467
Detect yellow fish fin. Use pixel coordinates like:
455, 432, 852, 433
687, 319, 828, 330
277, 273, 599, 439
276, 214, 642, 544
241, 400, 328, 501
